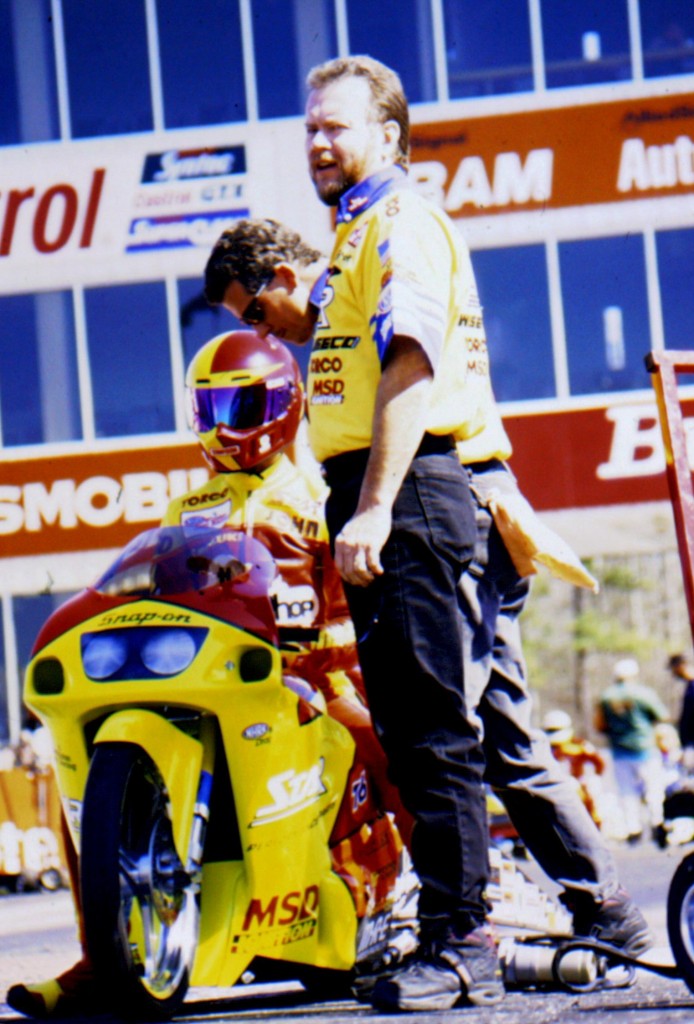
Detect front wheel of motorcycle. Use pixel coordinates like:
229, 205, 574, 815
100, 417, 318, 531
667, 849, 694, 993
81, 742, 199, 1020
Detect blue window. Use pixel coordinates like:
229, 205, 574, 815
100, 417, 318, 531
84, 283, 174, 437
471, 245, 555, 402
0, 0, 59, 145
62, 0, 152, 138
0, 295, 42, 446
559, 236, 651, 396
543, 0, 632, 88
640, 0, 694, 78
444, 0, 533, 99
291, 343, 312, 387
346, 0, 436, 104
178, 278, 227, 370
157, 0, 247, 127
656, 228, 694, 351
254, 0, 337, 118
0, 292, 82, 447
0, 3, 20, 146
14, 594, 61, 676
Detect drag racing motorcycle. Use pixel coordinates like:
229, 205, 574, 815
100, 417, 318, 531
24, 525, 418, 1019
25, 522, 688, 1017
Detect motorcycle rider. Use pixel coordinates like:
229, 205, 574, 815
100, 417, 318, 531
6, 329, 411, 1019
166, 328, 409, 823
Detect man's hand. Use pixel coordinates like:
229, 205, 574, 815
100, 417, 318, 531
336, 335, 433, 587
334, 506, 391, 586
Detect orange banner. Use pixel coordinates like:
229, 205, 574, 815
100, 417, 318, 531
411, 92, 694, 216
0, 442, 205, 558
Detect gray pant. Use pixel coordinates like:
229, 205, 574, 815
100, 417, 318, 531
461, 462, 618, 902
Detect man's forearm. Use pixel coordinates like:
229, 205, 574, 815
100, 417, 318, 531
356, 367, 432, 516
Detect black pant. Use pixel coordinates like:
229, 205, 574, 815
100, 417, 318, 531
323, 444, 489, 930
461, 464, 619, 901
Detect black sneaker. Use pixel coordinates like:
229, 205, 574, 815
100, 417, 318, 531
567, 887, 654, 957
370, 926, 504, 1012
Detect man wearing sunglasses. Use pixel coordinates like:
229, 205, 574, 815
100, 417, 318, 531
204, 219, 328, 346
235, 276, 270, 326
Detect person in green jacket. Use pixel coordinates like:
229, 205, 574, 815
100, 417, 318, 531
595, 657, 669, 844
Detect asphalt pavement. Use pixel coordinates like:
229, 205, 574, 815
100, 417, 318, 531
1, 838, 693, 1023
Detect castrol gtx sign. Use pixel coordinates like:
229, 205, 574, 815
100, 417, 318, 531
0, 133, 249, 286
0, 118, 316, 293
0, 168, 105, 257
127, 144, 248, 253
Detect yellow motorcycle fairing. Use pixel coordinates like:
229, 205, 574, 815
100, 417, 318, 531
25, 594, 359, 985
92, 709, 202, 865
192, 661, 359, 984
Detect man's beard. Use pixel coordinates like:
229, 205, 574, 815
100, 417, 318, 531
313, 169, 354, 207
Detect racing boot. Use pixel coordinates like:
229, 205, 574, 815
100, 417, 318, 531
370, 921, 504, 1012
563, 887, 654, 957
6, 957, 101, 1019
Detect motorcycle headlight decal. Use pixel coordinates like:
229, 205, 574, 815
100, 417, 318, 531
140, 629, 198, 676
80, 627, 207, 681
82, 632, 129, 680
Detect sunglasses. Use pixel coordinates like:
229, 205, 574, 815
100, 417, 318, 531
240, 277, 271, 326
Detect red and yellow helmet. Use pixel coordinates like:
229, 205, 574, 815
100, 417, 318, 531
185, 330, 304, 472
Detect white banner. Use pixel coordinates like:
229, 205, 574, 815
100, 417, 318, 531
0, 120, 331, 294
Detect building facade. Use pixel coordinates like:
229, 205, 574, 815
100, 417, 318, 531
1, 0, 694, 742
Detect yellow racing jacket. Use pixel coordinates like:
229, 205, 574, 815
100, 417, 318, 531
161, 453, 362, 705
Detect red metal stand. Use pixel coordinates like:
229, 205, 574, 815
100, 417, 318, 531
647, 350, 694, 647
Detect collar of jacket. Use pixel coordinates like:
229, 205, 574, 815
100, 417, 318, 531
335, 165, 408, 225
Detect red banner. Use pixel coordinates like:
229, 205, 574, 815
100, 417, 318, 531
1, 396, 687, 560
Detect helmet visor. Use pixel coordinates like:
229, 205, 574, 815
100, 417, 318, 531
190, 383, 295, 434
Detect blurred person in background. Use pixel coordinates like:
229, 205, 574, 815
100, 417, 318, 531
668, 652, 694, 773
595, 657, 668, 844
542, 709, 608, 829
657, 717, 694, 847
